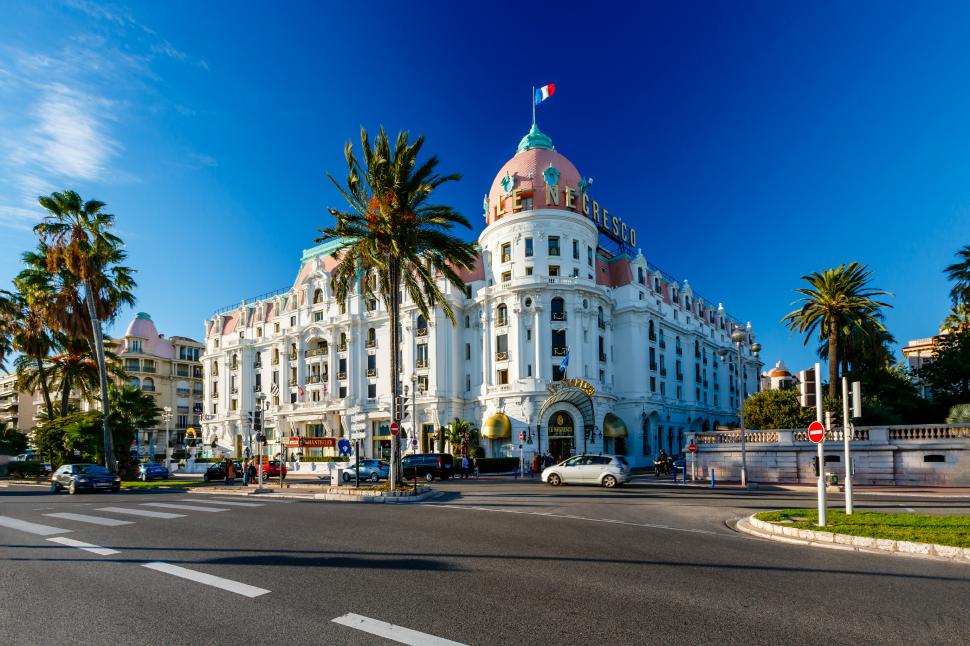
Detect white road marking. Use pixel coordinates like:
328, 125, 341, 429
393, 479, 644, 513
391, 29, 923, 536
432, 504, 718, 535
141, 562, 269, 598
211, 496, 292, 503
0, 515, 72, 536
96, 507, 185, 519
46, 536, 119, 555
141, 503, 228, 513
332, 613, 466, 646
44, 513, 134, 527
176, 499, 263, 507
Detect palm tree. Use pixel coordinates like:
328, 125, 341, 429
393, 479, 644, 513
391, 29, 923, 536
944, 245, 970, 306
442, 418, 479, 456
941, 303, 970, 334
317, 128, 477, 487
815, 315, 896, 375
47, 336, 126, 417
34, 190, 137, 474
0, 285, 57, 420
782, 262, 892, 398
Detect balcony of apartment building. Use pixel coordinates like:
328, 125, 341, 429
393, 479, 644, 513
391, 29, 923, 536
176, 387, 191, 397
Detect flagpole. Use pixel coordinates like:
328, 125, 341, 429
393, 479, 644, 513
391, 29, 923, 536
532, 86, 536, 127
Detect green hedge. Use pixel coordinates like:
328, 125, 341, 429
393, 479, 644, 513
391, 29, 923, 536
472, 457, 519, 473
292, 456, 349, 463
7, 461, 43, 478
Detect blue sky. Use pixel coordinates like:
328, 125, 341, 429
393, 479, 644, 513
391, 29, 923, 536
1, 1, 969, 374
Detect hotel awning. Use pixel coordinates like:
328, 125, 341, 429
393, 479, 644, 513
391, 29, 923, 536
482, 413, 512, 439
603, 413, 628, 438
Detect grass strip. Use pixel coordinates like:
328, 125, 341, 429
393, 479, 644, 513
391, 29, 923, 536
756, 509, 970, 548
120, 480, 209, 489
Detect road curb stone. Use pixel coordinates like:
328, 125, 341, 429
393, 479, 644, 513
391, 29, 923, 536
739, 514, 970, 564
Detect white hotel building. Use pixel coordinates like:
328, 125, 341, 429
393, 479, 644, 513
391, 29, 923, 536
201, 125, 762, 467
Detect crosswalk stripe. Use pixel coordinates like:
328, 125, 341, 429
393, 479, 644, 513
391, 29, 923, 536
142, 562, 269, 597
211, 496, 292, 504
176, 499, 263, 507
46, 536, 119, 555
44, 513, 134, 527
141, 503, 228, 513
0, 515, 72, 536
331, 613, 466, 645
96, 507, 185, 519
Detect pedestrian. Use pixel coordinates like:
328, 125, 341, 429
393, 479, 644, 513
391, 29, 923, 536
531, 453, 540, 478
248, 460, 257, 485
461, 454, 470, 479
226, 459, 236, 486
242, 459, 251, 486
473, 457, 479, 478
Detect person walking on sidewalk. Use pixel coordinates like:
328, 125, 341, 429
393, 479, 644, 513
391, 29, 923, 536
242, 459, 251, 486
226, 459, 236, 486
461, 455, 470, 479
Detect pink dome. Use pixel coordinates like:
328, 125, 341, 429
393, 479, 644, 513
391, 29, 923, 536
486, 126, 583, 225
125, 312, 159, 339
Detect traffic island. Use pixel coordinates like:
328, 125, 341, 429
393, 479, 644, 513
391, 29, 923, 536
737, 509, 970, 563
189, 483, 436, 503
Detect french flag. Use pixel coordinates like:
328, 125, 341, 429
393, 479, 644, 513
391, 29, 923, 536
535, 84, 556, 105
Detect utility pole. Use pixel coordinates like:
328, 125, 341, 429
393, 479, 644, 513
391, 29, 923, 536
815, 363, 826, 527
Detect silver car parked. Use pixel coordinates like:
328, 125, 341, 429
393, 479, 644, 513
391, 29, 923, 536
542, 454, 631, 488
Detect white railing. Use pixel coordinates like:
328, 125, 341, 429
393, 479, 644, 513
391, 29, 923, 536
693, 423, 970, 446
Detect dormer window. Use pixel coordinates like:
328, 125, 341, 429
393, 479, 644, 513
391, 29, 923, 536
128, 339, 142, 353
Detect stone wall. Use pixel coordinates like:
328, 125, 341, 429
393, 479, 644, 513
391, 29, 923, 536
689, 425, 970, 486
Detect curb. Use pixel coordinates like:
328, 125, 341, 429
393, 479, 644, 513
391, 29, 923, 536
0, 480, 52, 488
187, 486, 439, 504
737, 513, 970, 564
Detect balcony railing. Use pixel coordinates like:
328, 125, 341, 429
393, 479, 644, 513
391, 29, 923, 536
551, 312, 567, 321
338, 343, 348, 352
649, 362, 658, 371
366, 339, 377, 348
210, 368, 218, 376
308, 375, 321, 384
659, 340, 666, 349
676, 373, 684, 381
552, 347, 567, 357
648, 332, 656, 341
598, 321, 606, 330
496, 318, 508, 327
660, 368, 667, 376
272, 357, 280, 365
599, 353, 607, 362
289, 353, 298, 361
338, 371, 347, 380
142, 385, 155, 392
176, 388, 190, 396
415, 328, 428, 337
675, 348, 683, 356
253, 361, 262, 369
495, 351, 509, 361
416, 359, 429, 369
231, 387, 239, 393
367, 368, 377, 377
305, 348, 327, 357
142, 365, 157, 373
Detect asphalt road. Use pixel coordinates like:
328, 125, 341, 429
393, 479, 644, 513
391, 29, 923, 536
1, 479, 969, 645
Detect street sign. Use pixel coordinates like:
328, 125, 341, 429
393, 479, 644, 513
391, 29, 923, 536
808, 420, 825, 444
350, 431, 366, 440
519, 432, 524, 441
411, 439, 418, 447
390, 422, 400, 436
687, 443, 698, 453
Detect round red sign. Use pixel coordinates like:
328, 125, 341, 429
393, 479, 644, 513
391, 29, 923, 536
519, 432, 524, 441
687, 443, 698, 453
807, 421, 825, 443
390, 422, 400, 436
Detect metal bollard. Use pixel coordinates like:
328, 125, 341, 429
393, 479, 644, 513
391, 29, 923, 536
710, 468, 715, 488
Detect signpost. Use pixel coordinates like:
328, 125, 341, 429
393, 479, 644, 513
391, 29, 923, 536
390, 422, 400, 436
812, 363, 825, 527
687, 442, 698, 481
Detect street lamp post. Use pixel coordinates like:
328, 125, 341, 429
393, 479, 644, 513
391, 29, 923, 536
718, 325, 761, 488
254, 392, 266, 488
162, 406, 173, 471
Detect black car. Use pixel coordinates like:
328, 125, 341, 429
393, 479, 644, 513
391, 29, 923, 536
51, 464, 121, 494
203, 461, 244, 482
401, 453, 454, 482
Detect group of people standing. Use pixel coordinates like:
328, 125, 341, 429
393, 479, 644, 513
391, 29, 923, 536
529, 452, 559, 477
222, 459, 258, 486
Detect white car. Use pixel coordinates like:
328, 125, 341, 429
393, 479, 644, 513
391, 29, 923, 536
541, 454, 631, 488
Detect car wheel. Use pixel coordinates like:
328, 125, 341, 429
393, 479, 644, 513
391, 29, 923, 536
111, 485, 120, 493
425, 472, 434, 483
203, 474, 210, 482
602, 475, 618, 488
370, 473, 380, 482
68, 481, 77, 495
51, 483, 60, 493
342, 472, 351, 483
547, 473, 562, 486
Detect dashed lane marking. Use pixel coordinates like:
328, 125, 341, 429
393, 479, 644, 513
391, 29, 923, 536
175, 499, 264, 507
332, 613, 466, 645
46, 536, 119, 555
96, 507, 185, 519
0, 515, 72, 536
44, 512, 134, 527
430, 504, 718, 535
141, 562, 269, 598
141, 503, 228, 513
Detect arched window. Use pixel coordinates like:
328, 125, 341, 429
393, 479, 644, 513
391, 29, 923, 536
496, 304, 508, 327
313, 288, 323, 304
367, 328, 377, 348
142, 377, 155, 392
416, 315, 428, 336
648, 319, 655, 340
290, 343, 297, 359
129, 376, 140, 389
465, 315, 470, 329
321, 339, 329, 353
551, 297, 566, 321
598, 306, 605, 329
339, 332, 347, 350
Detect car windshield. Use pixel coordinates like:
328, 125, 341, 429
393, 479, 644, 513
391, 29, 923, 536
562, 456, 583, 467
79, 465, 109, 475
614, 456, 629, 466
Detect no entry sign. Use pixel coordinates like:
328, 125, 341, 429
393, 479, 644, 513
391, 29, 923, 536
687, 443, 698, 453
390, 422, 400, 436
807, 421, 825, 444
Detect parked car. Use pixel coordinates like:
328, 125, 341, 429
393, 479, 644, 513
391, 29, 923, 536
38, 463, 52, 477
261, 460, 287, 479
51, 464, 121, 494
401, 453, 454, 482
342, 459, 389, 483
202, 461, 243, 482
14, 452, 43, 462
137, 462, 169, 481
541, 454, 631, 488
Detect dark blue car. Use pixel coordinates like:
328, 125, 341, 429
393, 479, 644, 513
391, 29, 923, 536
51, 464, 120, 494
137, 462, 170, 481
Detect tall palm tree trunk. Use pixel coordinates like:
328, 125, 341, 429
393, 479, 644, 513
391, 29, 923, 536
84, 279, 115, 473
388, 258, 401, 490
60, 373, 72, 417
828, 319, 839, 398
35, 354, 55, 420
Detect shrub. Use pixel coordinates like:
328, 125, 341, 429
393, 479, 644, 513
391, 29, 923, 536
474, 457, 519, 473
292, 456, 349, 462
8, 461, 42, 478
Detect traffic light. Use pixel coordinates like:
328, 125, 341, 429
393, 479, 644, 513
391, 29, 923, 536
798, 368, 816, 408
395, 395, 410, 421
253, 409, 262, 432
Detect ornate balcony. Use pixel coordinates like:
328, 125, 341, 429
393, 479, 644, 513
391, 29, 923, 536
415, 327, 428, 337
494, 351, 509, 361
366, 339, 377, 348
599, 353, 607, 363
552, 347, 568, 357
367, 368, 377, 377
338, 371, 347, 380
338, 343, 348, 352
416, 359, 429, 369
551, 312, 567, 321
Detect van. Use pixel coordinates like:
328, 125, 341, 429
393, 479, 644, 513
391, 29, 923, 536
401, 453, 455, 482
